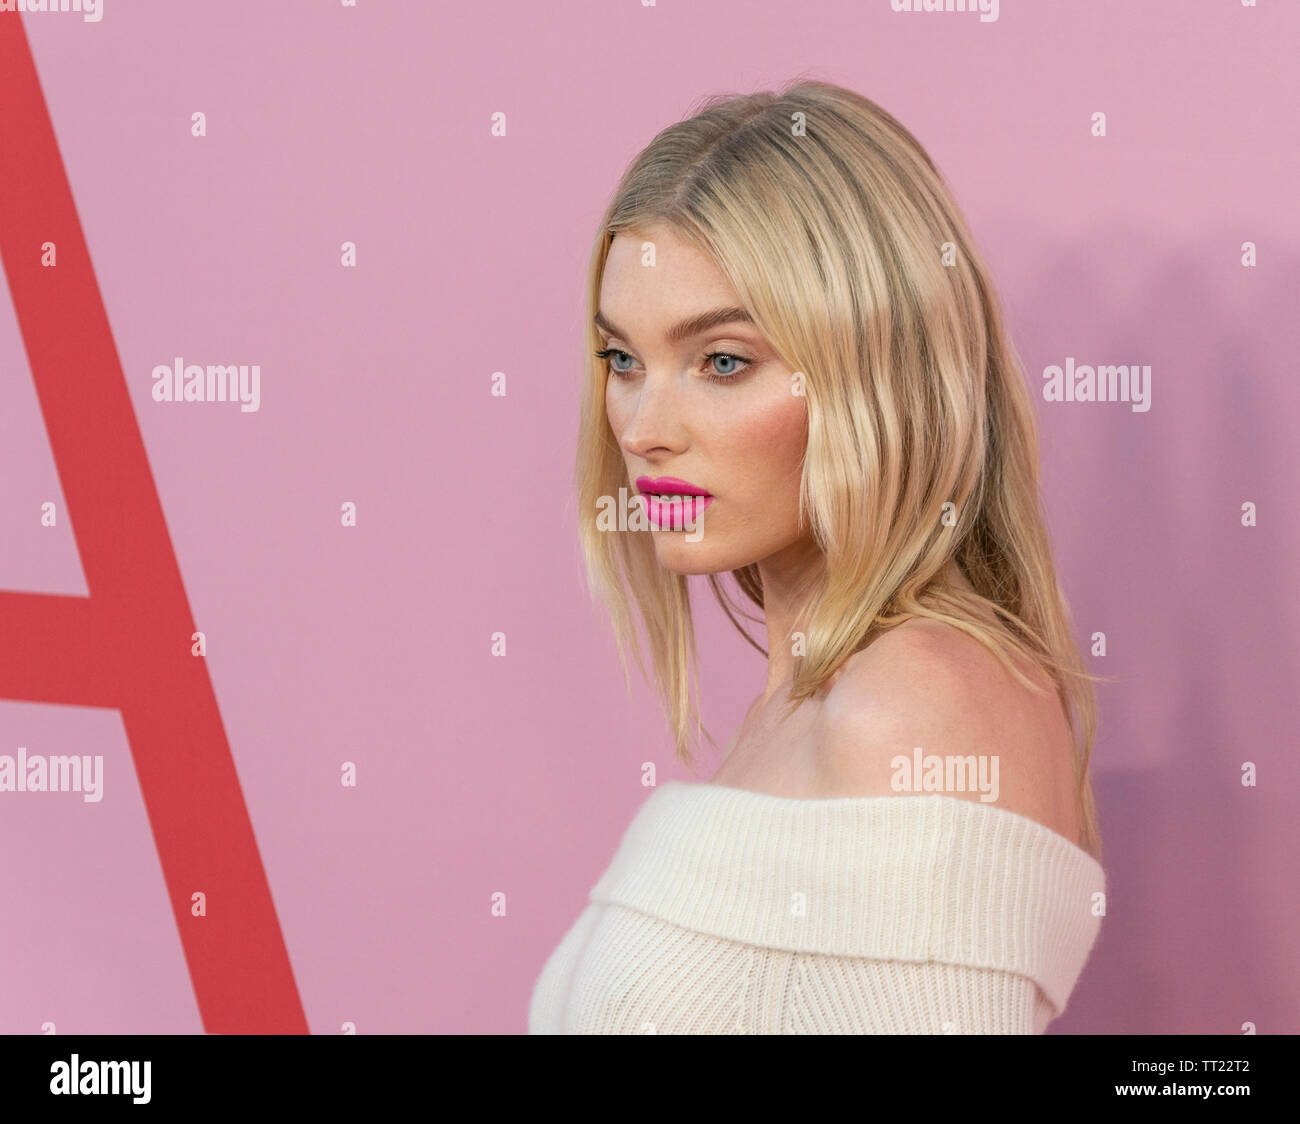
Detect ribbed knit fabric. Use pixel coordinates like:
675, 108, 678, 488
529, 781, 1105, 1034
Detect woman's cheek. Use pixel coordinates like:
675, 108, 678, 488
730, 385, 808, 465
604, 385, 629, 437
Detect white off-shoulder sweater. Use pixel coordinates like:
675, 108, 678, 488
529, 781, 1105, 1034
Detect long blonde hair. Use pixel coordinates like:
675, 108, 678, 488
574, 78, 1104, 858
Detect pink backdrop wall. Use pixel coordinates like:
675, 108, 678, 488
2, 0, 1296, 1034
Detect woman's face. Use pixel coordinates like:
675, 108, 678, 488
599, 223, 813, 576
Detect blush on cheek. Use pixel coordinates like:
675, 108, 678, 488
735, 393, 807, 462
718, 394, 807, 516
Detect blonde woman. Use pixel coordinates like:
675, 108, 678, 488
530, 78, 1106, 1035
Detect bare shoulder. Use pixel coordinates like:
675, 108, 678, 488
814, 617, 1082, 847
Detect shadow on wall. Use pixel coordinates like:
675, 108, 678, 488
978, 217, 1300, 1033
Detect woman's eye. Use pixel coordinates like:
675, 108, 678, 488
594, 347, 752, 382
594, 348, 635, 373
706, 352, 745, 378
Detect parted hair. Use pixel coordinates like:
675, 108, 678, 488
574, 77, 1102, 858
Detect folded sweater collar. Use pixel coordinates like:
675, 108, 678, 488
589, 781, 1106, 1016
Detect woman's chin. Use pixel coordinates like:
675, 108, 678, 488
650, 538, 734, 576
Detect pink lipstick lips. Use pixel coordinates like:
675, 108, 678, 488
635, 475, 715, 531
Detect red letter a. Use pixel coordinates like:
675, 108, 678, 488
0, 15, 307, 1034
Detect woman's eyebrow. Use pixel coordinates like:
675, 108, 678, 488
594, 306, 754, 344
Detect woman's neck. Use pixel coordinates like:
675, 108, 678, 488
757, 555, 984, 703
